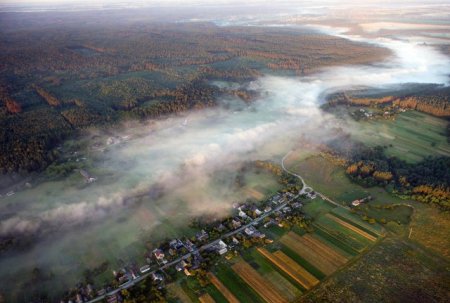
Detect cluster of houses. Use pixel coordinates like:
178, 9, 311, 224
60, 188, 305, 303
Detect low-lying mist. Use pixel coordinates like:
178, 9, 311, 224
1, 22, 449, 299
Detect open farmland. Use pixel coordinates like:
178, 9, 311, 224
231, 261, 288, 303
263, 271, 302, 302
167, 283, 194, 303
408, 202, 450, 259
347, 110, 450, 163
314, 217, 372, 253
214, 264, 266, 303
198, 293, 216, 303
241, 249, 302, 300
287, 153, 415, 207
302, 197, 336, 219
207, 273, 240, 303
280, 232, 345, 275
257, 248, 319, 290
300, 238, 450, 303
325, 214, 377, 242
331, 207, 384, 236
300, 233, 350, 265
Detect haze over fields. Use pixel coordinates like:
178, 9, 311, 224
0, 1, 449, 302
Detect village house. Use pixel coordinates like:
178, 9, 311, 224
151, 272, 164, 282
184, 239, 196, 252
264, 219, 275, 228
175, 260, 189, 272
238, 209, 248, 219
216, 223, 226, 232
252, 206, 263, 217
215, 240, 228, 255
153, 248, 165, 260
231, 218, 242, 229
196, 229, 209, 241
352, 200, 361, 206
153, 248, 167, 264
169, 239, 184, 250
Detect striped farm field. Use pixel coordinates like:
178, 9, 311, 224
199, 293, 216, 303
232, 261, 288, 303
257, 248, 319, 290
207, 273, 240, 303
300, 233, 349, 266
331, 207, 383, 236
280, 232, 338, 275
264, 271, 302, 302
313, 222, 367, 253
167, 283, 193, 303
315, 215, 373, 252
214, 264, 265, 303
325, 214, 377, 242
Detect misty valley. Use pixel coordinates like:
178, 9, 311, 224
0, 1, 449, 303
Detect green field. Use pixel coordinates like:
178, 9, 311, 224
203, 284, 228, 303
348, 110, 450, 163
241, 251, 302, 300
242, 169, 284, 200
279, 245, 326, 280
365, 204, 413, 225
287, 153, 416, 210
315, 215, 373, 250
331, 207, 384, 236
302, 198, 337, 219
213, 263, 266, 303
180, 279, 200, 303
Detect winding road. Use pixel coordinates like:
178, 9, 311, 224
281, 150, 350, 210
87, 150, 350, 302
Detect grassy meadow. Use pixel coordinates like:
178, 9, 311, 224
348, 110, 450, 163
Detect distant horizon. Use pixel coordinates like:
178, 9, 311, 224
2, 0, 450, 7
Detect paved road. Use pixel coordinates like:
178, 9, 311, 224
281, 150, 350, 210
86, 184, 294, 303
87, 150, 349, 303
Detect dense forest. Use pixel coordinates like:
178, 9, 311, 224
0, 14, 390, 173
326, 137, 450, 209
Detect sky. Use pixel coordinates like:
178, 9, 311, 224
2, 0, 449, 5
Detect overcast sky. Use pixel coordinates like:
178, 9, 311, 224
2, 0, 449, 5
